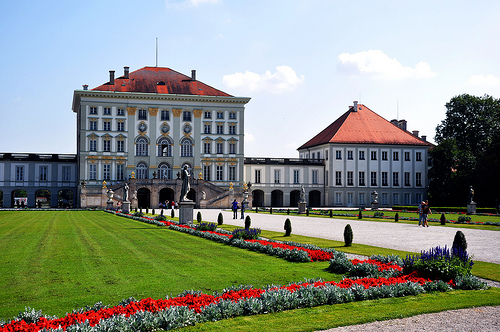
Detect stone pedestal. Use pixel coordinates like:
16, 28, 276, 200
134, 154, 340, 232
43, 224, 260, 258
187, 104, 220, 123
467, 202, 476, 215
122, 201, 131, 214
298, 201, 307, 214
179, 201, 196, 225
106, 201, 114, 210
371, 202, 379, 210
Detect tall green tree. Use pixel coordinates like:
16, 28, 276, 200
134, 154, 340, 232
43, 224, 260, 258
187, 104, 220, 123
430, 94, 500, 206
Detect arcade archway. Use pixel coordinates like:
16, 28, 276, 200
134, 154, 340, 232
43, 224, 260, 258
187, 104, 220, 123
271, 190, 284, 207
137, 188, 151, 208
252, 190, 264, 207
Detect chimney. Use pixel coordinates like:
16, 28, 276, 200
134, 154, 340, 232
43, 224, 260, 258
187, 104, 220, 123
390, 119, 398, 126
124, 66, 129, 79
82, 84, 88, 91
353, 101, 358, 112
398, 119, 407, 131
412, 130, 419, 137
109, 70, 115, 85
421, 135, 427, 142
191, 70, 196, 81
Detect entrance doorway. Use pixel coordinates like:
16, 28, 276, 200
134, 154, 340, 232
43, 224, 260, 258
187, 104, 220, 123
137, 188, 151, 208
159, 188, 175, 206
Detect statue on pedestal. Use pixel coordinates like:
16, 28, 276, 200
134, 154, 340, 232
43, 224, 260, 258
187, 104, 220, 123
468, 186, 475, 204
180, 165, 191, 202
123, 183, 129, 202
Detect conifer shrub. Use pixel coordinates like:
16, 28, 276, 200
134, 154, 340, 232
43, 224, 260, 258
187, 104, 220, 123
196, 211, 202, 223
330, 209, 333, 218
452, 231, 467, 252
344, 224, 353, 247
440, 213, 446, 225
284, 218, 292, 236
358, 210, 362, 219
217, 212, 224, 225
146, 207, 149, 214
171, 209, 175, 218
160, 209, 164, 216
287, 209, 290, 215
152, 208, 155, 215
255, 207, 259, 213
306, 208, 309, 216
395, 213, 399, 222
270, 207, 273, 214
245, 215, 251, 229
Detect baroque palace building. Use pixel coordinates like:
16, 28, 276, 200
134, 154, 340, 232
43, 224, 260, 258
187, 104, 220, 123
0, 66, 432, 208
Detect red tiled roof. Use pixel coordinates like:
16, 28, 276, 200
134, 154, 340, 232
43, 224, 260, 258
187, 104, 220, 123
298, 104, 431, 149
92, 67, 232, 97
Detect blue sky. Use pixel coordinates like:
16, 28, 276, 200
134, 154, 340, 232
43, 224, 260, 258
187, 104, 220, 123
1, 0, 499, 157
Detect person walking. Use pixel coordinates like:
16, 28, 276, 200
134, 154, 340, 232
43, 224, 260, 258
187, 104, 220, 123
422, 200, 432, 227
417, 201, 425, 226
232, 199, 239, 219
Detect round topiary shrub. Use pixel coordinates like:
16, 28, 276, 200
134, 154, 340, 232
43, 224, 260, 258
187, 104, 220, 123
171, 209, 175, 218
395, 213, 399, 222
217, 212, 224, 225
440, 213, 446, 225
452, 230, 467, 252
344, 224, 353, 247
245, 215, 251, 229
284, 218, 292, 236
197, 211, 202, 223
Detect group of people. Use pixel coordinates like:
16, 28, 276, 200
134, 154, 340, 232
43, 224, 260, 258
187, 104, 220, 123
417, 200, 432, 227
232, 199, 246, 219
159, 200, 177, 210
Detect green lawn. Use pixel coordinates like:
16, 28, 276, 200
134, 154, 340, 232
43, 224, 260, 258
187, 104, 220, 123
0, 210, 499, 331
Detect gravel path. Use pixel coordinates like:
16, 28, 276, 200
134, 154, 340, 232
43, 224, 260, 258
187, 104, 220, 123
318, 306, 500, 331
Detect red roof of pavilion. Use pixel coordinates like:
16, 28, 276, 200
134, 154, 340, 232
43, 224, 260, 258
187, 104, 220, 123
298, 104, 431, 149
92, 67, 232, 97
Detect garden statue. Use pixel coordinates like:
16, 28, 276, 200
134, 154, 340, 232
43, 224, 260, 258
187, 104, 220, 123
300, 185, 306, 202
123, 183, 129, 202
468, 186, 475, 204
180, 165, 191, 201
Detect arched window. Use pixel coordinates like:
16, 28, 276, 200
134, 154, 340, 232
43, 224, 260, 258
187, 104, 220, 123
136, 162, 148, 179
181, 138, 193, 157
157, 137, 172, 157
136, 137, 148, 156
158, 163, 171, 180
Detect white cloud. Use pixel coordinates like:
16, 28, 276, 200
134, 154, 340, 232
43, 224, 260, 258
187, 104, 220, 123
223, 66, 305, 94
337, 50, 436, 80
466, 74, 500, 86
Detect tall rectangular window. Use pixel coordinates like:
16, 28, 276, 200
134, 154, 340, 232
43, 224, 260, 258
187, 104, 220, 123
116, 164, 124, 181
335, 192, 342, 205
404, 172, 411, 186
216, 123, 224, 134
336, 150, 342, 159
381, 193, 388, 205
117, 108, 125, 116
103, 107, 111, 115
229, 166, 236, 181
255, 169, 261, 184
229, 123, 236, 134
161, 110, 170, 121
359, 193, 365, 205
416, 152, 422, 161
217, 111, 224, 119
89, 106, 97, 114
229, 142, 236, 154
103, 164, 110, 180
204, 123, 211, 134
335, 171, 342, 185
89, 164, 96, 180
183, 110, 192, 121
293, 170, 300, 184
393, 172, 399, 186
382, 172, 388, 186
393, 151, 399, 161
312, 170, 318, 184
359, 171, 365, 186
89, 119, 97, 131
117, 140, 124, 152
370, 172, 377, 186
382, 151, 388, 160
203, 165, 211, 181
347, 192, 353, 206
393, 193, 399, 205
138, 109, 148, 120
371, 151, 377, 160
103, 139, 111, 152
117, 121, 125, 132
204, 111, 211, 119
404, 193, 411, 205
39, 166, 48, 181
416, 172, 422, 186
229, 112, 236, 119
347, 171, 353, 185
62, 166, 71, 181
203, 142, 211, 154
216, 166, 223, 181
216, 142, 224, 154
347, 151, 353, 160
89, 139, 97, 151
405, 152, 410, 161
274, 169, 280, 184
359, 151, 365, 160
103, 119, 111, 131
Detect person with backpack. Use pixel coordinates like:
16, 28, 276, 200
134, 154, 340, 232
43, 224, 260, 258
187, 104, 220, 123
422, 200, 432, 227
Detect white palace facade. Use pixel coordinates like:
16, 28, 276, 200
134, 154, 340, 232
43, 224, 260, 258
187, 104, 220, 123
0, 66, 431, 208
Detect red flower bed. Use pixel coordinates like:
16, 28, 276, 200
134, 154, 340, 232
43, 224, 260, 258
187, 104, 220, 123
246, 239, 334, 261
351, 259, 403, 272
